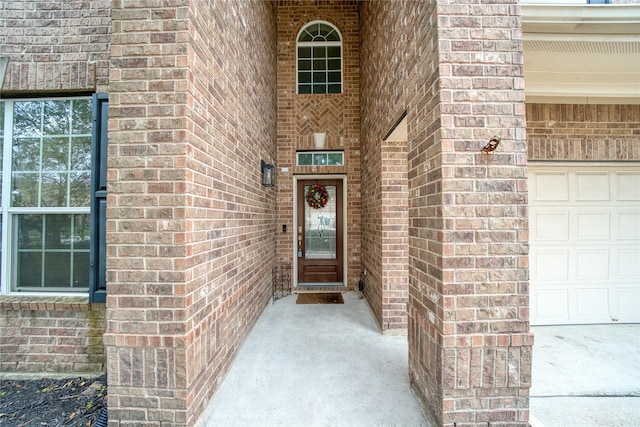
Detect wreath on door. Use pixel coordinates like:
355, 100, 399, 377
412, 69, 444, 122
306, 184, 329, 209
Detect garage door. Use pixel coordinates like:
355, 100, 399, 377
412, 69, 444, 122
529, 164, 640, 325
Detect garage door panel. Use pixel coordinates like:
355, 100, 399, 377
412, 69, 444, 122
576, 211, 610, 240
576, 173, 610, 201
618, 211, 640, 240
532, 288, 570, 323
612, 287, 640, 322
617, 173, 640, 200
532, 250, 568, 280
532, 211, 569, 241
574, 288, 610, 320
615, 250, 640, 279
533, 173, 569, 201
575, 250, 609, 280
530, 164, 640, 325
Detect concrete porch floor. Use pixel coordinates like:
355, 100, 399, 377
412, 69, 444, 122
200, 290, 640, 427
201, 291, 431, 427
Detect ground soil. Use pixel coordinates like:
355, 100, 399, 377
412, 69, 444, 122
0, 374, 106, 426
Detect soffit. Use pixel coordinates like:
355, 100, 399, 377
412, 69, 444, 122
522, 5, 640, 104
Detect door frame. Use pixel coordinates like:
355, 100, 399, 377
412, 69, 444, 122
293, 174, 348, 288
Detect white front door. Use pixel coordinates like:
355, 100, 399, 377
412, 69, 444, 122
529, 163, 640, 325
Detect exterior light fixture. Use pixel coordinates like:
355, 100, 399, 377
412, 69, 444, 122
482, 135, 501, 153
261, 160, 275, 187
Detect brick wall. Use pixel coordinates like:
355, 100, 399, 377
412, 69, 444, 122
106, 0, 276, 425
183, 1, 277, 424
0, 298, 105, 373
527, 104, 640, 161
359, 1, 414, 332
275, 0, 361, 289
0, 0, 111, 93
0, 0, 110, 376
380, 140, 410, 331
361, 1, 532, 426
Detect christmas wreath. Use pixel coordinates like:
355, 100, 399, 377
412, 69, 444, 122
306, 184, 329, 209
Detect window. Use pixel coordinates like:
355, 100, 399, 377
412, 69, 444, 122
0, 97, 106, 299
297, 151, 344, 166
297, 21, 343, 94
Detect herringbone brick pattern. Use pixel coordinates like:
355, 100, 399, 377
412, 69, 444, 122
276, 1, 361, 290
296, 97, 345, 150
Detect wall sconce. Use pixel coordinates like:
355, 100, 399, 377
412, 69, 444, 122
261, 160, 275, 187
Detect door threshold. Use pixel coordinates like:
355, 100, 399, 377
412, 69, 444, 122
295, 283, 347, 293
297, 282, 344, 287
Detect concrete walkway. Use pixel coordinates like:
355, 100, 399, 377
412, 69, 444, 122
199, 290, 640, 427
202, 291, 430, 427
530, 324, 640, 427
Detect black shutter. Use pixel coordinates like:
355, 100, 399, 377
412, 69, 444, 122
89, 94, 108, 303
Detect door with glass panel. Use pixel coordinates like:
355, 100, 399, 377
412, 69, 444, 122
297, 179, 343, 284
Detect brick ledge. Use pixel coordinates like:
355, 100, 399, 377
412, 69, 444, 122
0, 295, 104, 311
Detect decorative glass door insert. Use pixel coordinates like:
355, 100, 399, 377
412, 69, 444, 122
304, 184, 336, 259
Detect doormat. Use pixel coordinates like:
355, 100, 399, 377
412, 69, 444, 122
296, 292, 344, 304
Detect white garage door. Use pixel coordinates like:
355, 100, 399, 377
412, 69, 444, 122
529, 163, 640, 325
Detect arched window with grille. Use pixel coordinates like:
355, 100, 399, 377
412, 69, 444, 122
297, 21, 343, 94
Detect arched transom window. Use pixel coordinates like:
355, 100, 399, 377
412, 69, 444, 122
297, 21, 342, 94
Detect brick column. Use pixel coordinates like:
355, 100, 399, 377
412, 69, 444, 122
105, 1, 192, 424
408, 1, 533, 426
381, 140, 409, 331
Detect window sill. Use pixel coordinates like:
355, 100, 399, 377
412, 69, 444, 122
0, 295, 104, 311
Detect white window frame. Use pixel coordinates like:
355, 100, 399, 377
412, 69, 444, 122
296, 151, 344, 166
0, 97, 92, 297
296, 20, 344, 95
